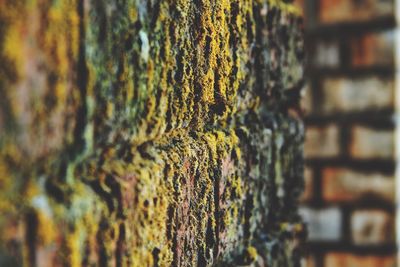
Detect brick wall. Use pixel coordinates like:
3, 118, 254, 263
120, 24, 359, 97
0, 1, 305, 266
299, 0, 397, 266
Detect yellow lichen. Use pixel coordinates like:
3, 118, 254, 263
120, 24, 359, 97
247, 245, 258, 261
267, 0, 301, 15
0, 0, 303, 265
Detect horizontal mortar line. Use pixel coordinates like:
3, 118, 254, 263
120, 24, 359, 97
304, 113, 395, 127
305, 158, 395, 169
301, 200, 396, 212
111, 111, 287, 150
305, 16, 396, 39
304, 242, 398, 255
125, 121, 239, 149
304, 164, 395, 176
306, 66, 395, 77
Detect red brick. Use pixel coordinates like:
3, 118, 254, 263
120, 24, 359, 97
300, 167, 313, 202
324, 253, 396, 267
299, 206, 342, 241
37, 246, 59, 267
293, 0, 305, 16
351, 31, 394, 67
351, 210, 394, 245
301, 254, 316, 267
321, 77, 394, 113
350, 126, 394, 159
319, 0, 394, 24
305, 125, 340, 158
322, 168, 395, 202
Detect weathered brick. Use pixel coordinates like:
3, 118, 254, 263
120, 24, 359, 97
321, 77, 394, 113
300, 167, 313, 202
305, 125, 340, 158
300, 82, 313, 115
293, 0, 305, 16
351, 210, 395, 245
322, 168, 395, 202
319, 0, 394, 24
350, 126, 394, 159
313, 41, 340, 68
301, 254, 316, 267
0, 1, 306, 266
351, 31, 395, 67
299, 206, 342, 241
325, 253, 396, 267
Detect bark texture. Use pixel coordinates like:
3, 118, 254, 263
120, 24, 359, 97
0, 0, 304, 266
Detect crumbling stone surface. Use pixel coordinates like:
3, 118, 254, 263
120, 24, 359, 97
0, 0, 304, 266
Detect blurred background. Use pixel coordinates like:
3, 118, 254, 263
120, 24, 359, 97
293, 0, 398, 266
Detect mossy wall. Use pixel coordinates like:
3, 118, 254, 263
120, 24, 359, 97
0, 0, 304, 266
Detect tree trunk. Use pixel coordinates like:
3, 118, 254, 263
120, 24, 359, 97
0, 0, 304, 266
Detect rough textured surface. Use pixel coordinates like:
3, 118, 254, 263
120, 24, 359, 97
0, 0, 304, 266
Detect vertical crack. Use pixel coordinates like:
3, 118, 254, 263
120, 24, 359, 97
25, 210, 38, 267
213, 167, 220, 260
73, 0, 89, 157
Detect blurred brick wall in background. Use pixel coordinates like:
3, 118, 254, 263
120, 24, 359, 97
295, 0, 397, 266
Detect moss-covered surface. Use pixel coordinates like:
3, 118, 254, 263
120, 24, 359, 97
0, 0, 304, 266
